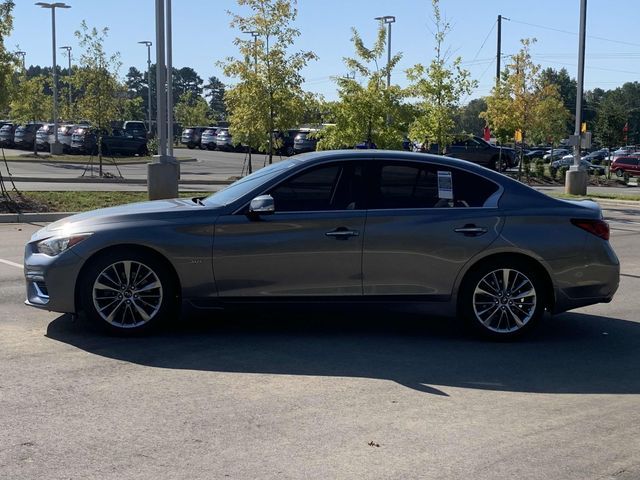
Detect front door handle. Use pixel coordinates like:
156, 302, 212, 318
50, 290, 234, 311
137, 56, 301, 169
325, 227, 360, 239
454, 225, 488, 236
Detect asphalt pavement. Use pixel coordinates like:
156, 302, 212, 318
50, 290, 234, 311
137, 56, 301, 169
0, 206, 639, 479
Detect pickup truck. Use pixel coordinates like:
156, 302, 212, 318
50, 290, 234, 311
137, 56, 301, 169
420, 136, 517, 171
71, 127, 149, 156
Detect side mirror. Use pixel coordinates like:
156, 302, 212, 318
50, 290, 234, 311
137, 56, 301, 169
249, 194, 275, 215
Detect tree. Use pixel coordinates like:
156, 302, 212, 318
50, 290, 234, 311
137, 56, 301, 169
203, 75, 226, 121
72, 21, 123, 174
529, 82, 570, 147
405, 0, 476, 153
594, 91, 626, 148
317, 24, 407, 150
223, 0, 318, 164
455, 98, 487, 137
9, 75, 51, 154
0, 0, 15, 116
174, 91, 210, 127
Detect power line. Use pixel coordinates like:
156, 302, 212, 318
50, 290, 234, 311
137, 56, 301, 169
508, 18, 640, 48
469, 20, 496, 63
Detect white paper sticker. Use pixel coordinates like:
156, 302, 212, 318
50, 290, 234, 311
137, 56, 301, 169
437, 171, 453, 199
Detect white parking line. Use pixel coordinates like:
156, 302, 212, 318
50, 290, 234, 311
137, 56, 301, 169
0, 258, 23, 269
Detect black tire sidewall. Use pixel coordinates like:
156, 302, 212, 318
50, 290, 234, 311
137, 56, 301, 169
459, 259, 545, 340
79, 249, 177, 335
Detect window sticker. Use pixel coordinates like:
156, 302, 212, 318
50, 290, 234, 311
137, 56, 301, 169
437, 170, 453, 199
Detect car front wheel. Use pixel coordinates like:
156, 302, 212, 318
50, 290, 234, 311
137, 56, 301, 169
80, 250, 178, 334
460, 260, 545, 339
615, 169, 624, 177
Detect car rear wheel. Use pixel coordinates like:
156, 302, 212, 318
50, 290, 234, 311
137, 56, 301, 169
460, 260, 545, 339
615, 169, 624, 177
80, 250, 178, 334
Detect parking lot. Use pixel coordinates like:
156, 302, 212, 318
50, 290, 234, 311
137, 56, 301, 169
1, 204, 640, 479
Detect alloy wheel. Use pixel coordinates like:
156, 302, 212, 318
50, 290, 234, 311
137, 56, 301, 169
92, 260, 163, 328
472, 268, 537, 333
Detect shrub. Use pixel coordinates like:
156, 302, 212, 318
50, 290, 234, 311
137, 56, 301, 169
147, 137, 158, 156
559, 166, 569, 184
534, 159, 545, 178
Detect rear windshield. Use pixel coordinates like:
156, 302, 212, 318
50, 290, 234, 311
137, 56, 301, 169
183, 129, 193, 134
0, 125, 12, 132
15, 126, 26, 133
217, 129, 229, 135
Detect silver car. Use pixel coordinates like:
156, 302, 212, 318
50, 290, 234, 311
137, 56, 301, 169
24, 151, 619, 339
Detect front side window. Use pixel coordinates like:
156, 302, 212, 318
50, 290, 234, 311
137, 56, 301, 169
269, 163, 363, 212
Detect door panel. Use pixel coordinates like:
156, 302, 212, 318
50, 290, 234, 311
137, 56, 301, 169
363, 209, 503, 296
213, 211, 365, 296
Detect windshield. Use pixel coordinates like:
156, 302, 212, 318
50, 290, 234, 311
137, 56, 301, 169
203, 160, 298, 207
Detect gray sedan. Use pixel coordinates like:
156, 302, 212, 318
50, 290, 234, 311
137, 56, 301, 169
24, 151, 620, 339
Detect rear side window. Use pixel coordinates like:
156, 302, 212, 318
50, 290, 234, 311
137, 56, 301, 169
369, 162, 499, 209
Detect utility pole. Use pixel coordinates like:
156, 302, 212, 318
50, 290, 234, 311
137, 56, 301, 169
166, 0, 174, 157
566, 0, 588, 195
60, 46, 72, 119
496, 15, 509, 85
375, 15, 395, 125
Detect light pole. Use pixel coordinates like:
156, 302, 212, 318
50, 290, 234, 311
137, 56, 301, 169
243, 30, 259, 74
59, 45, 71, 120
148, 0, 178, 200
565, 0, 588, 195
36, 2, 71, 155
374, 15, 395, 88
138, 41, 153, 136
15, 50, 26, 70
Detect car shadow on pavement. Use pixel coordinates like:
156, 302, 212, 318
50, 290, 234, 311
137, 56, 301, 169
45, 309, 640, 396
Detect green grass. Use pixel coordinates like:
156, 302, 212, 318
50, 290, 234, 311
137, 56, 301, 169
551, 192, 640, 202
20, 191, 210, 212
3, 154, 194, 164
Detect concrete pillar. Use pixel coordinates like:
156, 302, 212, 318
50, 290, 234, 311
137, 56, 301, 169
148, 159, 179, 200
565, 167, 587, 196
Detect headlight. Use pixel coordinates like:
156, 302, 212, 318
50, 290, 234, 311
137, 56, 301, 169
36, 233, 92, 257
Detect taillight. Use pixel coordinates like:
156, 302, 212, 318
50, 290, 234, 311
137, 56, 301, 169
571, 219, 610, 241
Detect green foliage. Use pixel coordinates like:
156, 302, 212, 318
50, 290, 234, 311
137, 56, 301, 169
222, 0, 317, 160
121, 96, 145, 121
594, 90, 627, 148
559, 166, 569, 184
72, 21, 123, 162
405, 0, 477, 152
533, 159, 545, 178
0, 0, 15, 115
9, 74, 50, 124
482, 38, 570, 150
174, 91, 210, 127
204, 75, 227, 121
455, 98, 487, 136
317, 24, 407, 150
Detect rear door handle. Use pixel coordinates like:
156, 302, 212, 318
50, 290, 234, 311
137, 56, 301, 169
325, 227, 360, 239
454, 225, 488, 236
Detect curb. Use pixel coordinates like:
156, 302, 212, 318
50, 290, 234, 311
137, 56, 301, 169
4, 156, 199, 166
8, 176, 233, 186
0, 212, 75, 223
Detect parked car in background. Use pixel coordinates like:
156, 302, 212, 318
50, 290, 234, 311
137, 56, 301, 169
523, 149, 546, 160
57, 124, 77, 153
35, 124, 55, 151
542, 149, 571, 162
122, 121, 147, 139
293, 129, 319, 154
24, 150, 619, 339
274, 129, 300, 156
200, 127, 219, 150
355, 140, 378, 149
582, 149, 609, 165
550, 156, 605, 176
13, 123, 43, 150
610, 156, 640, 177
181, 126, 208, 149
71, 127, 148, 156
444, 136, 517, 170
215, 128, 235, 151
0, 122, 16, 148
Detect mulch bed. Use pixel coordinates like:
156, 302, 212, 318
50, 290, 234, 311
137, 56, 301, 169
0, 192, 50, 214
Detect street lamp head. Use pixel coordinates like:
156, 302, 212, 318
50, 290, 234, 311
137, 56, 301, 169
138, 41, 152, 47
242, 29, 259, 38
375, 15, 396, 23
60, 45, 71, 51
35, 2, 71, 8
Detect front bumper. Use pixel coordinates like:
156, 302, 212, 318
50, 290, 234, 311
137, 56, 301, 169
24, 242, 85, 314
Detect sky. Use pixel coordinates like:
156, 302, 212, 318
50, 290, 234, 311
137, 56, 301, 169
6, 0, 640, 103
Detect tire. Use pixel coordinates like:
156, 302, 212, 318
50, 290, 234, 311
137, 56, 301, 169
459, 259, 546, 340
286, 145, 295, 157
615, 169, 624, 178
187, 144, 195, 149
137, 145, 149, 156
79, 249, 178, 335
